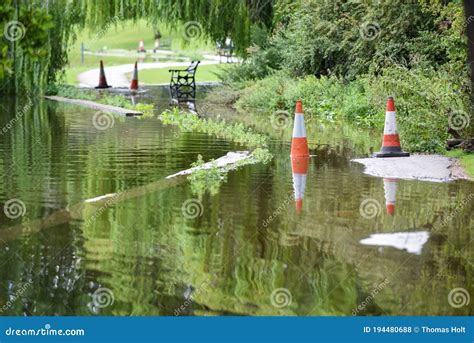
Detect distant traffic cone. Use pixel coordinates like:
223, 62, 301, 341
94, 60, 111, 89
137, 39, 146, 53
375, 97, 409, 157
130, 61, 139, 91
383, 178, 398, 216
291, 156, 309, 214
290, 100, 310, 157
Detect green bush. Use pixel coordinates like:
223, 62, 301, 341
234, 65, 468, 152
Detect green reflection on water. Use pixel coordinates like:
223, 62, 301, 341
0, 96, 472, 316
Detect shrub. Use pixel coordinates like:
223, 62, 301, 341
234, 65, 469, 152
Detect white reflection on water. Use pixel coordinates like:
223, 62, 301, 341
360, 231, 430, 255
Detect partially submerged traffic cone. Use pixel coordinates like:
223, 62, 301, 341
375, 97, 409, 157
137, 39, 146, 53
95, 60, 111, 89
383, 178, 398, 216
291, 156, 309, 214
130, 61, 139, 91
290, 100, 310, 158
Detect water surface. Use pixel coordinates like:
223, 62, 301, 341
0, 93, 472, 316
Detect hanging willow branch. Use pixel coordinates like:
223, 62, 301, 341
0, 0, 275, 94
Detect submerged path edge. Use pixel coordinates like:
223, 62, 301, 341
352, 154, 471, 182
45, 95, 142, 116
0, 151, 252, 243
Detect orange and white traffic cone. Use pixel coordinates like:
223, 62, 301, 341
137, 39, 146, 53
95, 60, 111, 89
383, 178, 398, 216
130, 61, 139, 91
291, 156, 309, 214
375, 96, 409, 157
290, 100, 309, 158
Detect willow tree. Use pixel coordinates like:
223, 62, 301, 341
0, 0, 274, 95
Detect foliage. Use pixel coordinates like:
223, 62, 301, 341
159, 108, 268, 148
235, 64, 467, 153
188, 148, 272, 197
1, 0, 274, 94
223, 0, 467, 81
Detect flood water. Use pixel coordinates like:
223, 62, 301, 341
0, 90, 472, 316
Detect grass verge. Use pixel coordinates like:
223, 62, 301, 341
445, 150, 474, 178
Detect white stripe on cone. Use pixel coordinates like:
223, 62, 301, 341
132, 66, 138, 80
292, 113, 307, 138
383, 111, 398, 135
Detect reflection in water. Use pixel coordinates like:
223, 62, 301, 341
0, 95, 472, 317
291, 156, 309, 214
383, 178, 398, 216
360, 231, 430, 255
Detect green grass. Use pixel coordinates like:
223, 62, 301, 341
63, 19, 215, 85
129, 63, 232, 84
72, 19, 212, 53
446, 149, 474, 177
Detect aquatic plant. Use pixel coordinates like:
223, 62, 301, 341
159, 108, 268, 148
188, 148, 272, 197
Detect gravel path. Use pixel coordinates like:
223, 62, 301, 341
352, 154, 468, 182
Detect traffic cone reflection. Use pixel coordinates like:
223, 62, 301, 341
137, 39, 146, 53
130, 61, 139, 91
290, 100, 309, 158
291, 156, 309, 214
383, 178, 398, 216
375, 96, 409, 157
94, 60, 111, 89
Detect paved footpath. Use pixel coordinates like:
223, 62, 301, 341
352, 154, 469, 182
77, 54, 222, 88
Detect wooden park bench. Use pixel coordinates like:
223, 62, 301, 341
169, 61, 200, 100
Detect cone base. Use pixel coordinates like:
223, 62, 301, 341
374, 151, 410, 158
94, 85, 111, 89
